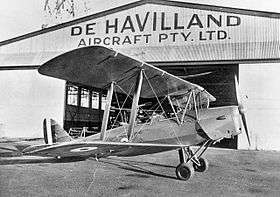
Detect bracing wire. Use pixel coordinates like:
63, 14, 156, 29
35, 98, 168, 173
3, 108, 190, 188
110, 84, 134, 127
105, 83, 135, 141
115, 76, 163, 122
142, 71, 184, 146
114, 91, 125, 123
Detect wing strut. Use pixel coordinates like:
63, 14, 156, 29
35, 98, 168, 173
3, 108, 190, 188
192, 91, 199, 120
100, 82, 114, 140
127, 69, 143, 140
167, 95, 180, 124
181, 92, 192, 123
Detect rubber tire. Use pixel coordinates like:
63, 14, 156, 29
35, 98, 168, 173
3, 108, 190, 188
193, 157, 209, 172
175, 163, 194, 181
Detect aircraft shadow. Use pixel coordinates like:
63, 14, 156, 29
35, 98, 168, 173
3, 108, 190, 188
99, 158, 178, 180
1, 155, 179, 180
0, 156, 87, 165
103, 157, 175, 168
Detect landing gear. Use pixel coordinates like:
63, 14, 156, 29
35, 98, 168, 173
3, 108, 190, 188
175, 140, 213, 181
176, 163, 194, 181
193, 157, 208, 172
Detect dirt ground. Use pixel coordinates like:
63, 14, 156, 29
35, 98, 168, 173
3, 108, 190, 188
1, 147, 280, 197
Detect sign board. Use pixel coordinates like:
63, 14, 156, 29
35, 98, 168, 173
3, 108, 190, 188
0, 1, 280, 67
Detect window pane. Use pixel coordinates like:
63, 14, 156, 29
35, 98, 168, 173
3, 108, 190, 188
81, 88, 89, 108
92, 91, 99, 109
101, 94, 107, 110
67, 85, 78, 106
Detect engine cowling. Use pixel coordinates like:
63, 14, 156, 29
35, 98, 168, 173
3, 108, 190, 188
196, 106, 242, 140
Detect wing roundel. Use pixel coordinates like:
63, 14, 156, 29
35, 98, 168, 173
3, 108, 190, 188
38, 46, 215, 101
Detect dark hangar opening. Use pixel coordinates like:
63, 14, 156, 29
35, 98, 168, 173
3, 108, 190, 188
158, 64, 239, 107
159, 64, 239, 149
63, 63, 239, 149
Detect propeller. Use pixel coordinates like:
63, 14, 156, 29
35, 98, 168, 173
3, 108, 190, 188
234, 75, 251, 146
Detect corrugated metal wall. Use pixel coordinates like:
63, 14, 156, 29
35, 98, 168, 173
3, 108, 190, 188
0, 2, 280, 67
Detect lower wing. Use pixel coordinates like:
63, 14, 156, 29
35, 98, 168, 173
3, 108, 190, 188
22, 141, 189, 158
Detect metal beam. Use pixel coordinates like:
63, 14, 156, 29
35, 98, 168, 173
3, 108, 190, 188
98, 92, 102, 131
100, 82, 114, 140
89, 90, 92, 109
178, 148, 186, 163
127, 70, 143, 140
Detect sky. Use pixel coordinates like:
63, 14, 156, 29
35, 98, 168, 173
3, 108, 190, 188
1, 0, 280, 42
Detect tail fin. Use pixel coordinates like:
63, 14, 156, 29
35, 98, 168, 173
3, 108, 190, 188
43, 118, 72, 144
43, 119, 49, 144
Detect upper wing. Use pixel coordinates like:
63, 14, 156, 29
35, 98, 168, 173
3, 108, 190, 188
38, 46, 215, 101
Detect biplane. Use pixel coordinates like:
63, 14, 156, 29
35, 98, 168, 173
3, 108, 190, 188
22, 46, 250, 181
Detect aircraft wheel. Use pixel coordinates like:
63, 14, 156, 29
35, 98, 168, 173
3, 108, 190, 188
175, 163, 194, 181
193, 157, 209, 172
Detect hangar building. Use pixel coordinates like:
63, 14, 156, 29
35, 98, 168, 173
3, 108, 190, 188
0, 0, 280, 150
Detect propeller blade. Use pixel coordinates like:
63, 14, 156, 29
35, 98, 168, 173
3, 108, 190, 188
178, 71, 213, 79
234, 75, 242, 106
241, 113, 251, 146
234, 75, 251, 146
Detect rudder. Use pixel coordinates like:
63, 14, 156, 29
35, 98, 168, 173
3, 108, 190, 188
43, 118, 72, 144
50, 119, 72, 143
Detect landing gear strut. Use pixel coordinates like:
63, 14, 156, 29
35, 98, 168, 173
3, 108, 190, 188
175, 140, 213, 181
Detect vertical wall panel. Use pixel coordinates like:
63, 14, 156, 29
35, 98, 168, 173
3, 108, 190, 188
239, 64, 280, 150
0, 70, 64, 137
